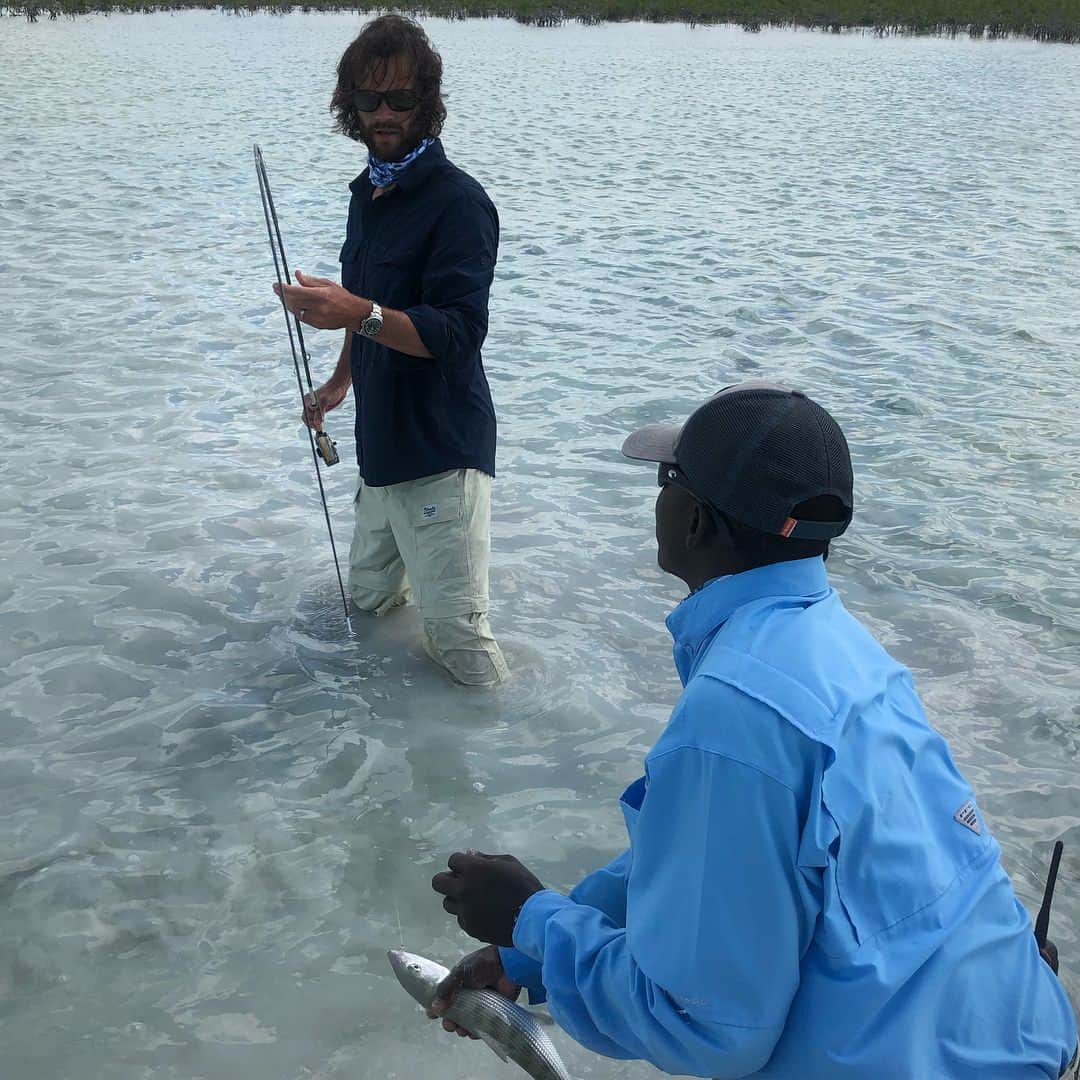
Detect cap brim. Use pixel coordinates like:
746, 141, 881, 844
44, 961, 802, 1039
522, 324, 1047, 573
621, 423, 681, 464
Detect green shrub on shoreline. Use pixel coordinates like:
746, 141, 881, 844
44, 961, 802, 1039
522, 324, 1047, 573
4, 0, 1077, 41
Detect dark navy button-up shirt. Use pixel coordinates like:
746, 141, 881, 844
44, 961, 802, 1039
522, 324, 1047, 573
339, 139, 498, 486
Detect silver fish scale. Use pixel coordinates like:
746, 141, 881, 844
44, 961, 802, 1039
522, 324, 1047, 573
444, 986, 572, 1080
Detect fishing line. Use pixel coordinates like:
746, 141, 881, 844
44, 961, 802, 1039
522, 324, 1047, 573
254, 143, 352, 632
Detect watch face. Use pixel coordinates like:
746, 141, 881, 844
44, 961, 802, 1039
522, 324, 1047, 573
363, 314, 383, 337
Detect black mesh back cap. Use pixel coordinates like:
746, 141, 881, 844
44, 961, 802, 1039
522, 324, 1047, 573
674, 382, 853, 539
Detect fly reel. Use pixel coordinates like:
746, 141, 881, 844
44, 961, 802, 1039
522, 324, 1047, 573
315, 430, 340, 466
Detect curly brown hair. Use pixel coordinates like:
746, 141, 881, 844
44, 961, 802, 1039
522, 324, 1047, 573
330, 15, 447, 144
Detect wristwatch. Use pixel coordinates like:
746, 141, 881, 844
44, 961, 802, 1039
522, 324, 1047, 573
359, 301, 384, 339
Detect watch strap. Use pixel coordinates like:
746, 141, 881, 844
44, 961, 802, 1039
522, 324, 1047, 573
360, 301, 383, 337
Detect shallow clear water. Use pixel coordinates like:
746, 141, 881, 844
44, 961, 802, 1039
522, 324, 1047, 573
1, 12, 1079, 1078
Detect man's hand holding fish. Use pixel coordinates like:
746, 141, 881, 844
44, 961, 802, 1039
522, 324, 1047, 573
426, 944, 520, 1038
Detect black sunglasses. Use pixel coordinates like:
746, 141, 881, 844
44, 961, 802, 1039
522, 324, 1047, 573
658, 462, 846, 541
658, 462, 698, 497
352, 89, 419, 113
658, 463, 725, 524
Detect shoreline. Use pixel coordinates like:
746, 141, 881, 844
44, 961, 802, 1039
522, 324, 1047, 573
5, 1, 1078, 44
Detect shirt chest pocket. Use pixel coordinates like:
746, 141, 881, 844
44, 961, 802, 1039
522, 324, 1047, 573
370, 247, 420, 308
339, 237, 363, 293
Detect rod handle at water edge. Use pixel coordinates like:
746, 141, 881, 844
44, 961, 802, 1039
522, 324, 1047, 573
1034, 840, 1063, 974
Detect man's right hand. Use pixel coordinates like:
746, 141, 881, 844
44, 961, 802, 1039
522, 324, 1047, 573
302, 380, 350, 431
426, 944, 521, 1039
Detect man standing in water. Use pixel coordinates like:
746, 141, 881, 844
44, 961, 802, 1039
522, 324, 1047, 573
274, 15, 508, 686
429, 382, 1078, 1077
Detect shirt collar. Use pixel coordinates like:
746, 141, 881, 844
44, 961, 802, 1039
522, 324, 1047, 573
666, 557, 830, 679
350, 137, 446, 195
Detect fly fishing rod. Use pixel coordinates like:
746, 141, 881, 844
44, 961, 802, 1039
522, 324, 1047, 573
254, 143, 351, 630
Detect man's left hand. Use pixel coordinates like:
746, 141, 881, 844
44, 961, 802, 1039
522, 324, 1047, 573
431, 851, 544, 947
273, 269, 368, 330
426, 945, 521, 1038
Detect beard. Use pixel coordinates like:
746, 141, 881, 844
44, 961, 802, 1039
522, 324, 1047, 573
359, 117, 422, 162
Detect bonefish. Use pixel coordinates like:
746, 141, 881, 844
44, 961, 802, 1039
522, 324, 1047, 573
387, 949, 572, 1080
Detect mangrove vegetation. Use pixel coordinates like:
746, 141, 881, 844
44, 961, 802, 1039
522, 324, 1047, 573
5, 0, 1078, 42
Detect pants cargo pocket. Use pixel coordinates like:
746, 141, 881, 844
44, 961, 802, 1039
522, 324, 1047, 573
407, 495, 475, 616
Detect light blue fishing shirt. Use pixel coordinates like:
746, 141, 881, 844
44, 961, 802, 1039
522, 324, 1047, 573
500, 557, 1077, 1078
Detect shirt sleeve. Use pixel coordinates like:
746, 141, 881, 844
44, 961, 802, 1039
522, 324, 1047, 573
403, 190, 498, 369
511, 692, 818, 1078
500, 848, 632, 1004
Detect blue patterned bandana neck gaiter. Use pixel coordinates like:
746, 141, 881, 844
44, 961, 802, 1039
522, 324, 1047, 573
368, 137, 433, 188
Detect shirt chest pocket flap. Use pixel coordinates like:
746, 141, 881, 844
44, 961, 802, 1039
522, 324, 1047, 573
371, 247, 420, 306
339, 236, 362, 291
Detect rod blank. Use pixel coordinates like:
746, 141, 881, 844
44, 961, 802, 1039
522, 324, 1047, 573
254, 144, 352, 631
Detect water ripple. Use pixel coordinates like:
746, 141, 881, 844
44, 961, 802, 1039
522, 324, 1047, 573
1, 13, 1079, 1078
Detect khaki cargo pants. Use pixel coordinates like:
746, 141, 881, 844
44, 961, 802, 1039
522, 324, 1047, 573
347, 468, 509, 686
